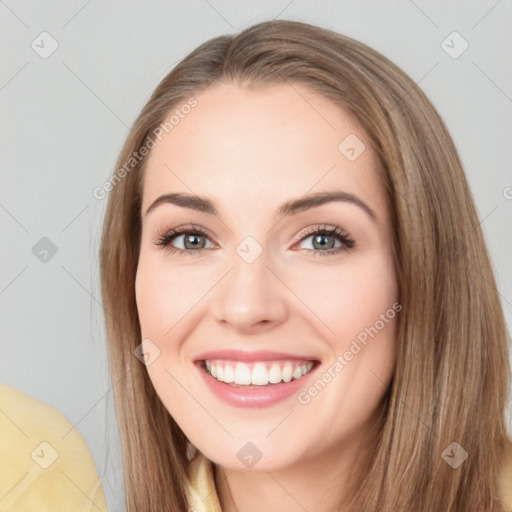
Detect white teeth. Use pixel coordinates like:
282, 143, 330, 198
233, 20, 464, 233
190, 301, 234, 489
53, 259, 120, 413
223, 364, 234, 383
268, 363, 282, 384
251, 363, 269, 385
234, 363, 252, 385
282, 364, 293, 383
204, 360, 315, 386
292, 366, 302, 379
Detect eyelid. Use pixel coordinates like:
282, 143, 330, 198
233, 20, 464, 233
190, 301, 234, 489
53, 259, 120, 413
292, 224, 351, 244
153, 223, 218, 245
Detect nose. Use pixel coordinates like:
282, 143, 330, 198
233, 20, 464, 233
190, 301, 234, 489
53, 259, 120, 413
211, 249, 289, 333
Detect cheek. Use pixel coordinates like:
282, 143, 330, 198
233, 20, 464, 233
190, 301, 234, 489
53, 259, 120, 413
135, 257, 202, 339
134, 259, 196, 410
291, 253, 398, 345
135, 263, 167, 339
288, 256, 398, 442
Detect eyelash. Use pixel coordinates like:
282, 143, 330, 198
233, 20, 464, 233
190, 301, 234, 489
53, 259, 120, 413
153, 224, 356, 257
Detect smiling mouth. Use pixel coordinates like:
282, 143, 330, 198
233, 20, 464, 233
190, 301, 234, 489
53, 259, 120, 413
198, 359, 318, 387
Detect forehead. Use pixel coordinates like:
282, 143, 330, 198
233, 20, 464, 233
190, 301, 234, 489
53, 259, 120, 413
141, 82, 389, 226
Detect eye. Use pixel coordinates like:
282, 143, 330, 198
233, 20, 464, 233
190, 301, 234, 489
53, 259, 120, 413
153, 225, 215, 257
153, 224, 356, 257
295, 225, 355, 256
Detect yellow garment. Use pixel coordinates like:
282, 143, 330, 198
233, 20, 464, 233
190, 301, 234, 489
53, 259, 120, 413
185, 448, 512, 511
185, 450, 222, 512
498, 442, 512, 511
0, 383, 107, 511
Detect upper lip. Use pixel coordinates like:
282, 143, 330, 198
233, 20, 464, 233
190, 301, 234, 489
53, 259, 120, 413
194, 349, 320, 363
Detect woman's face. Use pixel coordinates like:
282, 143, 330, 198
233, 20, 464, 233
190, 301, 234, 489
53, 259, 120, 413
135, 82, 399, 471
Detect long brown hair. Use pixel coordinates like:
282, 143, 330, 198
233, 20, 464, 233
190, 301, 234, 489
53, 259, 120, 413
99, 20, 511, 511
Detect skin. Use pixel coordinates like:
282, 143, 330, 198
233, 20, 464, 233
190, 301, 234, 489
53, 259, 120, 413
135, 82, 399, 512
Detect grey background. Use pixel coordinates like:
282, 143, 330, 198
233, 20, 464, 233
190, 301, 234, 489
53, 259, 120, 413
1, 1, 511, 510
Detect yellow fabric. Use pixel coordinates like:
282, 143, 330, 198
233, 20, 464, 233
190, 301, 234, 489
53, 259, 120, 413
0, 383, 108, 511
185, 449, 512, 511
185, 450, 222, 512
498, 442, 512, 511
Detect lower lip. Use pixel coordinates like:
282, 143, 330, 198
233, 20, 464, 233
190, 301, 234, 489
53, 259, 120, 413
195, 362, 318, 409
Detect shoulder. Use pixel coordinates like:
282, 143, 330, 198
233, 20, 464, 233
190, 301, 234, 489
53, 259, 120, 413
0, 383, 108, 511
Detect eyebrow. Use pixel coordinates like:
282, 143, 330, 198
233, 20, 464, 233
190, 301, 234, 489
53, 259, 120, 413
144, 190, 378, 224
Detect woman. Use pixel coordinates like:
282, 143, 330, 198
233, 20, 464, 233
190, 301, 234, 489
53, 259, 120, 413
99, 20, 512, 511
